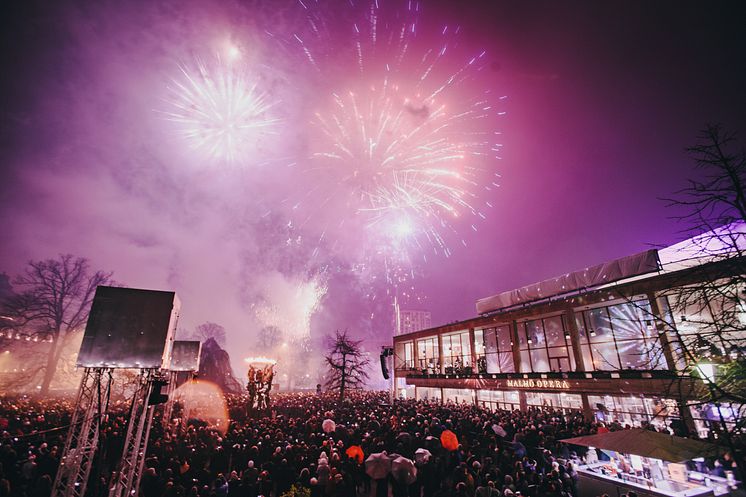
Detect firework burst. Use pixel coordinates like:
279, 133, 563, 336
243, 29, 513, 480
162, 55, 280, 164
292, 0, 504, 260
251, 272, 327, 341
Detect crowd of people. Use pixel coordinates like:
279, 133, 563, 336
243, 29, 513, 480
0, 391, 739, 497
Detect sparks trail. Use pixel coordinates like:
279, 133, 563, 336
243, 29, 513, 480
291, 0, 505, 261
160, 55, 280, 165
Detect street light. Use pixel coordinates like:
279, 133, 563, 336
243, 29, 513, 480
695, 361, 716, 383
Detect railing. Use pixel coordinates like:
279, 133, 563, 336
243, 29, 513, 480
404, 369, 685, 380
414, 359, 441, 374
397, 360, 415, 369
442, 355, 473, 375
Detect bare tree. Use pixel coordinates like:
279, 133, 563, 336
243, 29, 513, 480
662, 125, 746, 361
258, 325, 283, 350
324, 330, 370, 401
657, 125, 746, 469
598, 126, 745, 467
1, 255, 113, 395
191, 322, 227, 347
667, 125, 746, 238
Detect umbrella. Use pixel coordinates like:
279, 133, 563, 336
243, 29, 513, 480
396, 432, 412, 444
365, 452, 392, 480
424, 436, 441, 451
346, 445, 365, 464
322, 419, 336, 434
440, 430, 459, 452
391, 456, 417, 485
414, 448, 432, 465
492, 424, 507, 437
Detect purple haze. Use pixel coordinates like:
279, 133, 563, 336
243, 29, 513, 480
1, 0, 745, 380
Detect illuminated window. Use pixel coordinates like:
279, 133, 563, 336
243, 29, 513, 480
442, 331, 471, 372
482, 325, 515, 373
416, 336, 439, 372
518, 315, 575, 373
577, 300, 666, 371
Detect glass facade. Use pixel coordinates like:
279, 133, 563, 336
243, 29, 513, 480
443, 387, 474, 404
482, 325, 515, 373
394, 340, 414, 370
416, 336, 439, 372
396, 378, 415, 399
404, 298, 689, 376
404, 342, 414, 369
474, 328, 485, 371
478, 389, 520, 410
442, 331, 471, 373
525, 392, 582, 412
415, 387, 442, 401
518, 315, 576, 372
668, 284, 746, 366
577, 300, 667, 371
399, 295, 737, 377
588, 394, 679, 431
688, 400, 746, 439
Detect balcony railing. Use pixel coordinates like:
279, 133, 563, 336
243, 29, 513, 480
402, 369, 685, 381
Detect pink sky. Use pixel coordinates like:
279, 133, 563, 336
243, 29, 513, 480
1, 0, 745, 378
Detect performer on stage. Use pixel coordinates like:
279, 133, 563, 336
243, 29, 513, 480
245, 358, 276, 416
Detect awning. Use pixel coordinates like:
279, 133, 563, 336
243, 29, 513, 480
560, 428, 722, 463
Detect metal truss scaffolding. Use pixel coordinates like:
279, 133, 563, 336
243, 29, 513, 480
161, 370, 195, 427
109, 369, 158, 497
161, 370, 178, 427
52, 367, 114, 497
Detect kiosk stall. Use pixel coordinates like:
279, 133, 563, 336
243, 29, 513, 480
561, 429, 739, 497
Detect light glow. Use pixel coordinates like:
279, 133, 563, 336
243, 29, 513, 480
292, 0, 503, 261
172, 380, 229, 434
161, 56, 279, 164
696, 362, 716, 383
244, 356, 277, 366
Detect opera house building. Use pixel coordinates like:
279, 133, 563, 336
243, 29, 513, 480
392, 229, 745, 438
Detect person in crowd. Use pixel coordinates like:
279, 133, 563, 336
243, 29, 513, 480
0, 392, 740, 497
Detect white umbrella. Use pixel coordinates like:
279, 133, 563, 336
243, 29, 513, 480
492, 424, 507, 437
391, 456, 417, 485
365, 452, 392, 479
322, 419, 336, 433
414, 448, 432, 465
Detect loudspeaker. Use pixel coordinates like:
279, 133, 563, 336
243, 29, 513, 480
77, 286, 179, 369
148, 379, 169, 405
380, 353, 390, 380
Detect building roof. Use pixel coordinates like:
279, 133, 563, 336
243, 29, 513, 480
476, 223, 746, 316
392, 224, 745, 341
476, 249, 660, 315
560, 428, 722, 462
